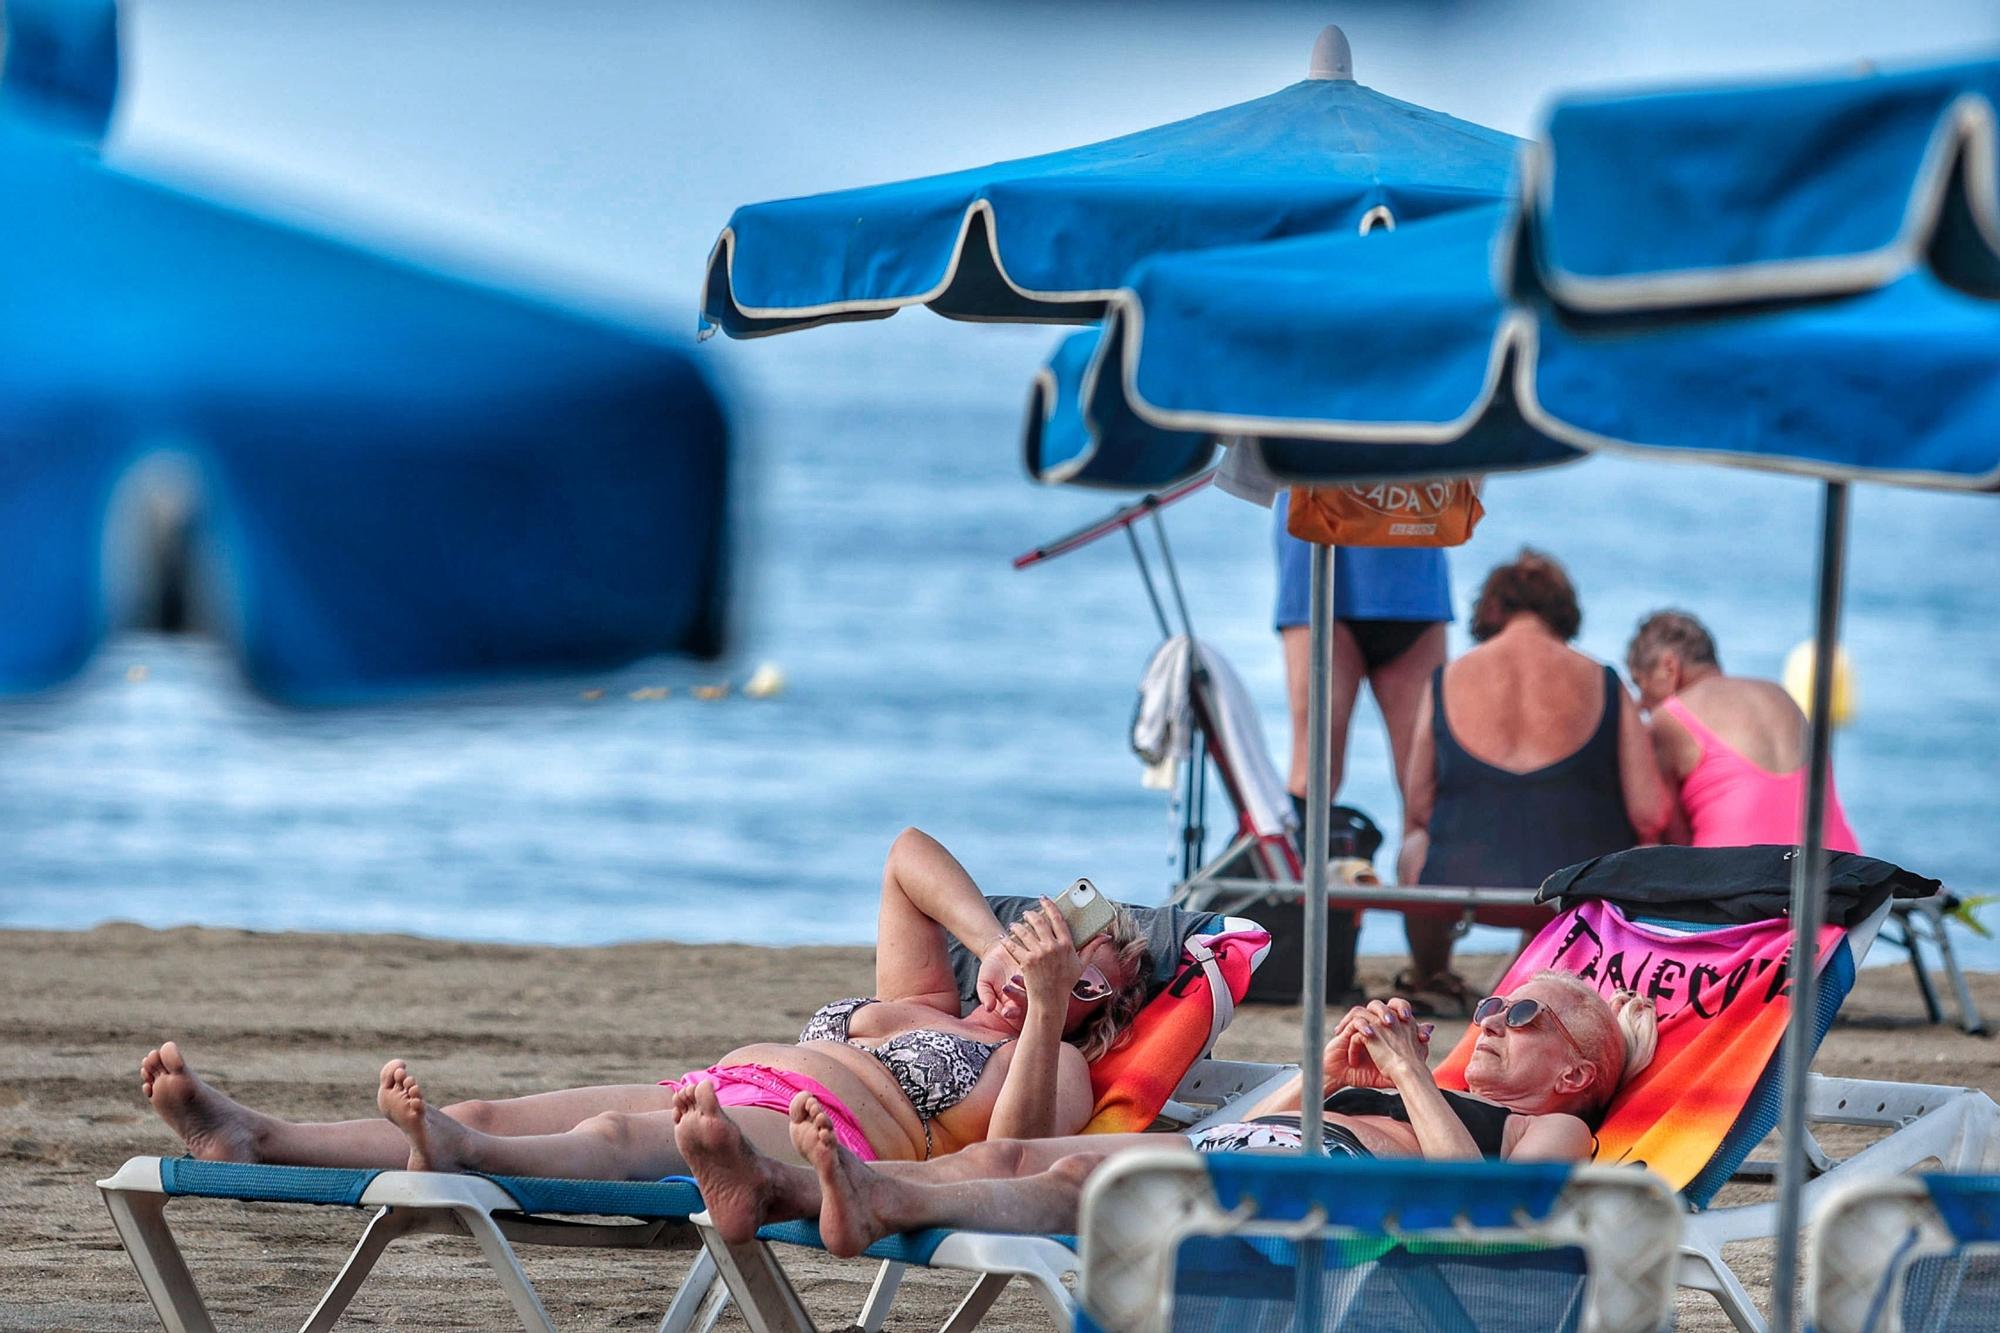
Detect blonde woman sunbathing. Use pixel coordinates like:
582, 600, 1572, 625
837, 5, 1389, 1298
139, 829, 1149, 1174
676, 972, 1658, 1253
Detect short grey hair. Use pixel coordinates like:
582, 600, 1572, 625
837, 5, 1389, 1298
1628, 609, 1719, 674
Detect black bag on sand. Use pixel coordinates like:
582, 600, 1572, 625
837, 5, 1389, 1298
1241, 898, 1361, 1007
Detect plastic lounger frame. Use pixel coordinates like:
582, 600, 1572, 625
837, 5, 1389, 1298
95, 1158, 725, 1333
1806, 1171, 2000, 1333
1076, 1148, 1685, 1333
1680, 1075, 2000, 1333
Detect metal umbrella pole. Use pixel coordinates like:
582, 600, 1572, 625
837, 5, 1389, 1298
1769, 479, 1850, 1333
1301, 539, 1334, 1156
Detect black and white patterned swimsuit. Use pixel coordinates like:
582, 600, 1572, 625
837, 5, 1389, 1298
800, 998, 1008, 1157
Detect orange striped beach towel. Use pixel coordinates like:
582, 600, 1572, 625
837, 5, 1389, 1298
1434, 900, 1840, 1190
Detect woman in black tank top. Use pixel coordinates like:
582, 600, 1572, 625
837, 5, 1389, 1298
1395, 552, 1672, 1010
1419, 662, 1637, 891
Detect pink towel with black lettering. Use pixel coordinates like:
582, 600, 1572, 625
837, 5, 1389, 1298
1434, 900, 1840, 1189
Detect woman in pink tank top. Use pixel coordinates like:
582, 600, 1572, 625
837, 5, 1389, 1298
1655, 697, 1861, 851
1627, 612, 1861, 853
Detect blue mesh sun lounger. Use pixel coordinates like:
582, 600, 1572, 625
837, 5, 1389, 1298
96, 1158, 718, 1332
1076, 1150, 1684, 1333
1809, 1172, 2000, 1332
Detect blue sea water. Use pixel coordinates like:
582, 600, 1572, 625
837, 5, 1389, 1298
1, 321, 1995, 963
3, 3, 1998, 963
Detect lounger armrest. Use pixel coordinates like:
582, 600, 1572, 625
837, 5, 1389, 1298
1806, 1074, 1988, 1130
1173, 1061, 1298, 1133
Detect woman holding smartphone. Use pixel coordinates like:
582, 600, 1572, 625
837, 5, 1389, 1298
136, 829, 1151, 1177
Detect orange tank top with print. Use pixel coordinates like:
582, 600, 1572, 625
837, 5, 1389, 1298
1659, 696, 1860, 852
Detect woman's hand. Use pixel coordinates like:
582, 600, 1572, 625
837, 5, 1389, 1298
1325, 1000, 1431, 1090
974, 936, 1018, 1012
999, 899, 1085, 1016
1353, 998, 1434, 1085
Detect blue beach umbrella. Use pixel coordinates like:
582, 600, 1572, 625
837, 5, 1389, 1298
700, 27, 1519, 339
705, 27, 1528, 1169
0, 6, 731, 705
1033, 53, 2000, 1325
0, 0, 117, 139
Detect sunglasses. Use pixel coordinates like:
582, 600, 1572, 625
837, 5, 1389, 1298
1005, 964, 1115, 1005
1473, 995, 1587, 1061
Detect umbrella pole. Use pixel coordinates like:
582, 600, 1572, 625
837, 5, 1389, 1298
1301, 539, 1333, 1157
1769, 479, 1849, 1333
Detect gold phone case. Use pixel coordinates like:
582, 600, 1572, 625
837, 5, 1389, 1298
1054, 878, 1117, 944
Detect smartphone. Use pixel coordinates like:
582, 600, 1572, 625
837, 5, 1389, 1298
1053, 878, 1117, 945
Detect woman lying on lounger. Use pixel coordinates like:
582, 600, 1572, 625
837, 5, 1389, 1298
140, 828, 1150, 1174
674, 971, 1659, 1254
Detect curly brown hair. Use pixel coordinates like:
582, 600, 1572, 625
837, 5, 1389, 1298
1470, 548, 1582, 642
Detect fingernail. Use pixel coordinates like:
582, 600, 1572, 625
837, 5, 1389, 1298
1360, 1023, 1375, 1035
1420, 1024, 1436, 1039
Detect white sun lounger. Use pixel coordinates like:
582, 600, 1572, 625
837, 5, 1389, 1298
1806, 1170, 2000, 1332
95, 1159, 723, 1333
698, 896, 2000, 1333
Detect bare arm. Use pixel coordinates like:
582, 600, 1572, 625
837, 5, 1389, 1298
1644, 712, 1693, 844
1240, 1005, 1430, 1120
874, 828, 1008, 1014
1359, 1009, 1483, 1160
1615, 689, 1674, 843
987, 1039, 1094, 1141
984, 906, 1091, 1140
1503, 1113, 1595, 1162
1397, 685, 1437, 885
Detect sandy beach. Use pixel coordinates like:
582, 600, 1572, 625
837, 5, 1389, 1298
4, 923, 1997, 1331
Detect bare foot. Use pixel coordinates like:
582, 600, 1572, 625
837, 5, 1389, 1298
377, 1059, 475, 1173
792, 1092, 900, 1258
675, 1081, 815, 1245
140, 1042, 264, 1162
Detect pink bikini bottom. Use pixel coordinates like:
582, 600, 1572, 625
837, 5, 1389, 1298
661, 1062, 879, 1162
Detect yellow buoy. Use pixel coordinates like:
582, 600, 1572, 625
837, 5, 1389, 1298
1782, 640, 1857, 727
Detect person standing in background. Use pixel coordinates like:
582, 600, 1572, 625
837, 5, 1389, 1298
1397, 550, 1672, 1012
1625, 610, 1862, 851
1273, 490, 1452, 847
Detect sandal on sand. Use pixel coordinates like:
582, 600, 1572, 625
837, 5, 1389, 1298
1390, 967, 1478, 1018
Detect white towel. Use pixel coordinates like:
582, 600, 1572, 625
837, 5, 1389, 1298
1213, 437, 1283, 508
1132, 635, 1296, 837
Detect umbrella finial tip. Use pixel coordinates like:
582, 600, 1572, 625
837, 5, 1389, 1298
1309, 25, 1353, 80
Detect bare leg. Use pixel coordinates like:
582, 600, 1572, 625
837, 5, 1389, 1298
793, 1095, 1109, 1257
1367, 622, 1447, 799
1282, 623, 1366, 806
375, 1060, 802, 1180
1370, 623, 1457, 984
140, 1041, 677, 1169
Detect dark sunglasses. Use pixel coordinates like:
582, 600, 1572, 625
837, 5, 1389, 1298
1473, 995, 1586, 1060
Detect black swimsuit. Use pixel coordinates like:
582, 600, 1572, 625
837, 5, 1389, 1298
1184, 1088, 1512, 1160
800, 998, 1007, 1157
1322, 1087, 1512, 1158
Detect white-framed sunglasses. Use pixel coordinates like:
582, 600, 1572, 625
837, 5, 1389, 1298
1005, 964, 1114, 1004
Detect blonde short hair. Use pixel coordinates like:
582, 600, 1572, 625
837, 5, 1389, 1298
1527, 970, 1660, 1112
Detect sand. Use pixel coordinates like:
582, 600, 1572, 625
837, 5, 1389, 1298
3, 923, 1997, 1331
